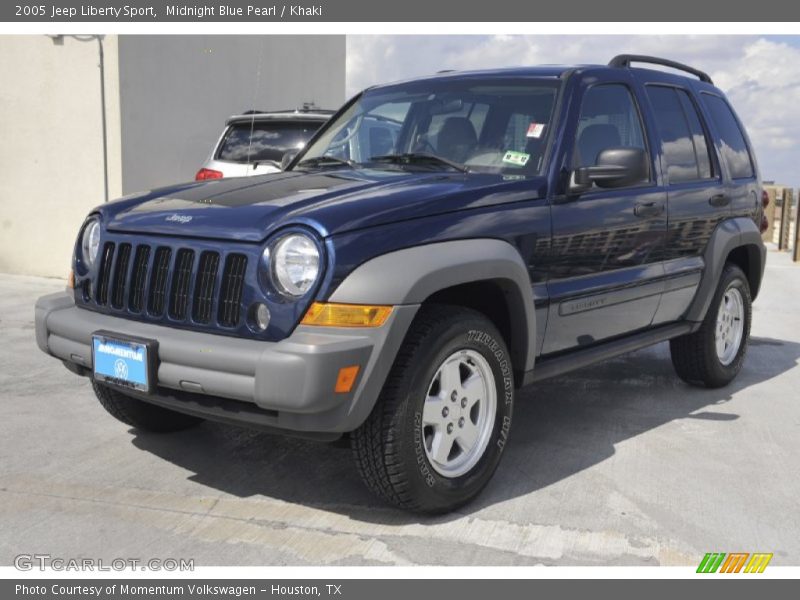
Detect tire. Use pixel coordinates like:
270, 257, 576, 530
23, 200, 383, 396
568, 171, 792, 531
670, 263, 752, 388
352, 304, 514, 513
92, 380, 203, 433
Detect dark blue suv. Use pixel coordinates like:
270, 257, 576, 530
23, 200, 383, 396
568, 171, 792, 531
36, 56, 767, 512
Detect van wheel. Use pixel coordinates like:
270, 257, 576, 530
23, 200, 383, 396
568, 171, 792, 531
92, 381, 203, 432
352, 305, 514, 513
670, 263, 752, 388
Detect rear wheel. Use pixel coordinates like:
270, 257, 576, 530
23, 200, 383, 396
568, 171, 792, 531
92, 381, 203, 433
352, 305, 514, 513
670, 263, 752, 388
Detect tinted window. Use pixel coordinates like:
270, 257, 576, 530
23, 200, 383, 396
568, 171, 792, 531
217, 120, 322, 163
647, 86, 713, 183
574, 85, 647, 169
677, 90, 713, 179
702, 94, 754, 179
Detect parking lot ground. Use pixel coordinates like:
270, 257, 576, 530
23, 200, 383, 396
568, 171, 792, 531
1, 248, 799, 567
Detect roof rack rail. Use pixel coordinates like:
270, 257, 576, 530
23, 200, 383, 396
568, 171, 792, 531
608, 54, 713, 84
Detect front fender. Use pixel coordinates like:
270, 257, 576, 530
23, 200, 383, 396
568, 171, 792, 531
329, 238, 537, 373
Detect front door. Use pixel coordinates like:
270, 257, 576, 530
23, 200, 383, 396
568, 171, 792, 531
542, 75, 667, 355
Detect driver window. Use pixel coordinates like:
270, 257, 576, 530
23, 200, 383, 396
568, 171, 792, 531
574, 84, 646, 170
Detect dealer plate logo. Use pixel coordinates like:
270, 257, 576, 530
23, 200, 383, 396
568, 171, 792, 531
114, 359, 129, 380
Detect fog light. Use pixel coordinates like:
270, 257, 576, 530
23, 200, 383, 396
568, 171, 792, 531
253, 303, 271, 331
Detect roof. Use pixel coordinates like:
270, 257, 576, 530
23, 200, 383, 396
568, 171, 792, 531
368, 55, 715, 92
369, 65, 574, 90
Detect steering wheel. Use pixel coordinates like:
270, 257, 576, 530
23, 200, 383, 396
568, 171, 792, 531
412, 135, 437, 155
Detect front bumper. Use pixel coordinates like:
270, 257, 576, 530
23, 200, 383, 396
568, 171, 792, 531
35, 292, 418, 435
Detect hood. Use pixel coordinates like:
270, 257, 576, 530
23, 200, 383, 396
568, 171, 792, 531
104, 169, 547, 242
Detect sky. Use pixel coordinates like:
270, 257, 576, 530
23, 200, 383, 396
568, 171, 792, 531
346, 35, 800, 187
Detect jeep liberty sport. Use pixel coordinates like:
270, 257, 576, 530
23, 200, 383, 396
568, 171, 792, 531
35, 56, 767, 513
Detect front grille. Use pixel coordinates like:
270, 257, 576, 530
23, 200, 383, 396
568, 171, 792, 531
192, 251, 220, 324
96, 242, 115, 305
92, 241, 248, 329
168, 249, 195, 320
128, 245, 150, 313
218, 254, 248, 327
111, 243, 132, 309
148, 247, 172, 317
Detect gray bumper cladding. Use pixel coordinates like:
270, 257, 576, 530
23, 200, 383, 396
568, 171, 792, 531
34, 292, 418, 433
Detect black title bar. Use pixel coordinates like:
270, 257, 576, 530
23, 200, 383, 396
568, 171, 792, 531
4, 0, 800, 22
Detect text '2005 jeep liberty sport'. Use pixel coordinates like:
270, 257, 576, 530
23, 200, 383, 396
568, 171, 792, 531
36, 56, 767, 513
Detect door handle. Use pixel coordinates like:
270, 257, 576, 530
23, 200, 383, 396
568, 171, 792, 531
634, 201, 664, 218
709, 194, 731, 207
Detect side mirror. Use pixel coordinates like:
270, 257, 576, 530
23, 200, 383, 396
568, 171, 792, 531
280, 150, 299, 171
571, 147, 649, 192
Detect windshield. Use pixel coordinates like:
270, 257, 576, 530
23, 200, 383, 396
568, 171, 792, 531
217, 120, 323, 163
296, 78, 560, 175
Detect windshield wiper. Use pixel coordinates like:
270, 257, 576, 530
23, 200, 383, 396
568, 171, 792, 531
296, 156, 354, 170
369, 153, 469, 173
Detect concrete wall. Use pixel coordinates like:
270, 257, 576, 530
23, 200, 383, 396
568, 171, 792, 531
0, 35, 122, 278
0, 34, 346, 278
118, 35, 346, 194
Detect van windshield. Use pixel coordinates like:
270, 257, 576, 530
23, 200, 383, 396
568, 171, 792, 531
297, 78, 560, 176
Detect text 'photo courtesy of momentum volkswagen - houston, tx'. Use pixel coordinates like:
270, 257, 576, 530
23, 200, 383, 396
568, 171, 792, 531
35, 54, 766, 513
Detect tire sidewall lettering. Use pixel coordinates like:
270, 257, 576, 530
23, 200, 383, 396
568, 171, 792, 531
409, 325, 515, 486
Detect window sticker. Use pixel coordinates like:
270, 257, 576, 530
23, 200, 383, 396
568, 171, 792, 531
526, 123, 546, 138
502, 150, 530, 167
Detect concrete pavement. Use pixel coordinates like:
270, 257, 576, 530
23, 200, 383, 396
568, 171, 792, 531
1, 249, 799, 566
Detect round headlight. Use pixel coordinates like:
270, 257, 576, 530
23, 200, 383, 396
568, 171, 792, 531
271, 234, 320, 297
81, 219, 101, 269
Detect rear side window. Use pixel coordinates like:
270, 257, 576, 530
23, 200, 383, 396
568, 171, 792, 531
646, 86, 713, 183
217, 120, 321, 163
701, 94, 754, 179
574, 84, 647, 169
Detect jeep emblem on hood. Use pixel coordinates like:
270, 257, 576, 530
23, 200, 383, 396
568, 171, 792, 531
165, 214, 192, 224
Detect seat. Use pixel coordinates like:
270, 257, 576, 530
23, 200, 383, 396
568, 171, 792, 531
369, 126, 394, 157
577, 124, 621, 166
436, 117, 478, 163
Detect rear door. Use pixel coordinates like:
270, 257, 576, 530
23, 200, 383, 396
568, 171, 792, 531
640, 80, 726, 324
542, 70, 667, 355
699, 92, 761, 223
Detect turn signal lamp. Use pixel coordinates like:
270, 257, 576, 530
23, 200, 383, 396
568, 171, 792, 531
301, 302, 392, 327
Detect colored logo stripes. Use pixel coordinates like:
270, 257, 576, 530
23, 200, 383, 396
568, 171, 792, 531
697, 552, 773, 573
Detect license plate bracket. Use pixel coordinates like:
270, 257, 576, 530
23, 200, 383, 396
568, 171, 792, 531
91, 330, 158, 393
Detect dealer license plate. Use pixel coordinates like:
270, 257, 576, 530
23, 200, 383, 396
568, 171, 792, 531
92, 333, 153, 392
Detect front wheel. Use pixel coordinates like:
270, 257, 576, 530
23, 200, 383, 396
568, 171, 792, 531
352, 305, 514, 513
92, 381, 204, 433
670, 263, 752, 388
